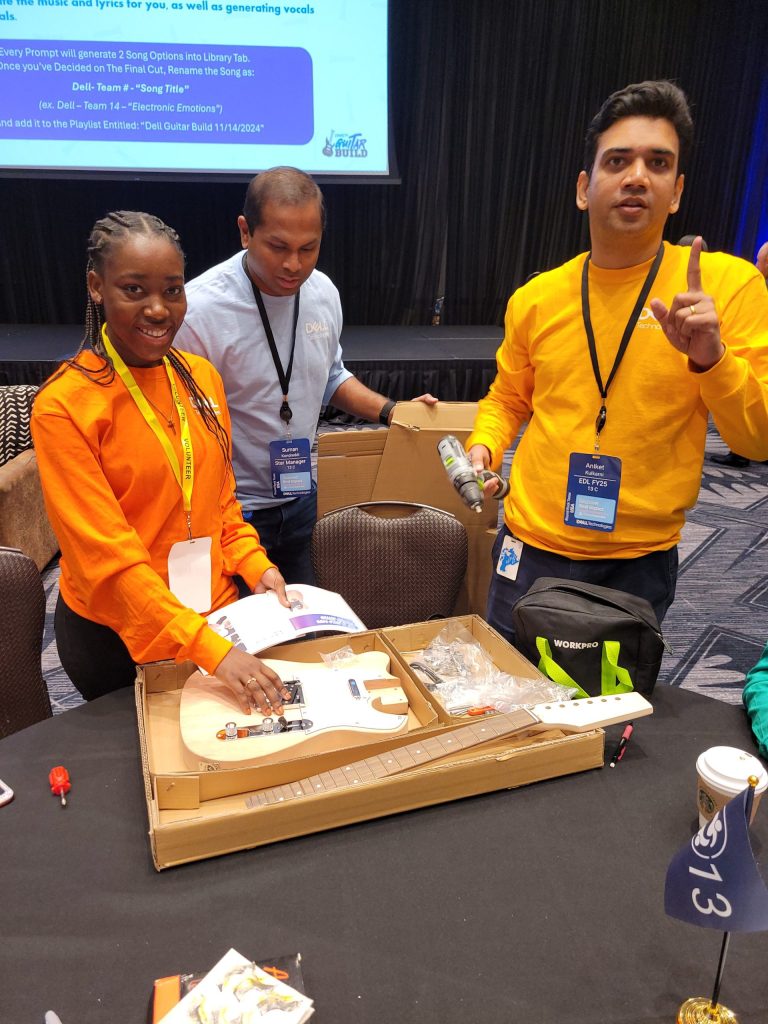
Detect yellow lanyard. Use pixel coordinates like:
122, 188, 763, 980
102, 326, 195, 539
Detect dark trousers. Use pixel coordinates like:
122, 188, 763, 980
487, 525, 679, 647
55, 594, 137, 700
242, 483, 317, 587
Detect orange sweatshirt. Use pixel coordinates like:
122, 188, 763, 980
31, 349, 274, 672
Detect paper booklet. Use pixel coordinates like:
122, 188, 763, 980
158, 947, 314, 1024
206, 584, 366, 655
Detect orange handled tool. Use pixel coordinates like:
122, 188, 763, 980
49, 765, 71, 807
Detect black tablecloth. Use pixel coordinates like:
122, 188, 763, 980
2, 685, 767, 1024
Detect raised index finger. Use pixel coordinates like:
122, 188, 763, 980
687, 236, 703, 292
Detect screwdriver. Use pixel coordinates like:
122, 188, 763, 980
49, 766, 71, 807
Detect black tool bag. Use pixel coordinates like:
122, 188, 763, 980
511, 578, 666, 697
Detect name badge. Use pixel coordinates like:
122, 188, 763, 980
564, 453, 622, 532
168, 536, 213, 612
269, 437, 312, 498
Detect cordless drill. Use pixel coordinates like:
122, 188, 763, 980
437, 435, 510, 513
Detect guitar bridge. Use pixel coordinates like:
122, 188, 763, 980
215, 679, 310, 740
216, 714, 313, 741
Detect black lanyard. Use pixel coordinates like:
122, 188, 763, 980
243, 254, 300, 425
581, 243, 664, 450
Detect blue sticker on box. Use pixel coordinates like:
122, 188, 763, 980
269, 438, 312, 498
564, 453, 622, 532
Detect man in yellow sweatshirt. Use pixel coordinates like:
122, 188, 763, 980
467, 80, 768, 645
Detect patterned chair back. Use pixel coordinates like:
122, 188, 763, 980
311, 501, 468, 629
0, 385, 37, 468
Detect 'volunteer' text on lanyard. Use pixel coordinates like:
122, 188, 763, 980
102, 325, 196, 538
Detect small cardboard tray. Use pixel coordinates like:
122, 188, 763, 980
381, 615, 550, 723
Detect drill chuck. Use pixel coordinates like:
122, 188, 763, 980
437, 435, 485, 512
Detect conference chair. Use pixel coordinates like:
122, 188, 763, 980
0, 545, 52, 739
310, 501, 468, 629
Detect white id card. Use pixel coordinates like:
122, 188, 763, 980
496, 534, 523, 580
168, 536, 213, 613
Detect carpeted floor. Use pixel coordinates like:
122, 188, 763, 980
42, 420, 768, 713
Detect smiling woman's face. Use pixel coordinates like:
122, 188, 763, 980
87, 234, 187, 366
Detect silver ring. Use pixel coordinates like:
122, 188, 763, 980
246, 676, 257, 688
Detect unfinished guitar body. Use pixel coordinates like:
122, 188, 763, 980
180, 652, 409, 770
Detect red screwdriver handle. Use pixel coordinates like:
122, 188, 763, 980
49, 765, 71, 796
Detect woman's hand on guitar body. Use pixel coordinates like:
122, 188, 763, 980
213, 647, 291, 715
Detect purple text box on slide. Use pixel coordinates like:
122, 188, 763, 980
0, 41, 313, 144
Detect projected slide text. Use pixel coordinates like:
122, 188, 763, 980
0, 41, 313, 144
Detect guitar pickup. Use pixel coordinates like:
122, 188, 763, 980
282, 680, 304, 706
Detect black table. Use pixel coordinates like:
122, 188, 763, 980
2, 686, 767, 1024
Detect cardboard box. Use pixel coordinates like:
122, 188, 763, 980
316, 402, 498, 615
137, 622, 605, 870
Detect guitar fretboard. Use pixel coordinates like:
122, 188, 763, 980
244, 707, 540, 808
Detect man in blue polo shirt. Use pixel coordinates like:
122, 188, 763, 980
176, 165, 435, 584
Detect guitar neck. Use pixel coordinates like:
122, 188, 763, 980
244, 693, 651, 809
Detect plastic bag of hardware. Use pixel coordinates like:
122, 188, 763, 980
410, 621, 575, 714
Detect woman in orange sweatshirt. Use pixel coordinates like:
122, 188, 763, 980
32, 210, 292, 714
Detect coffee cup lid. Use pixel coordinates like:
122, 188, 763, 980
696, 746, 768, 796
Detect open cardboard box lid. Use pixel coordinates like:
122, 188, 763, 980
316, 402, 498, 615
317, 401, 497, 530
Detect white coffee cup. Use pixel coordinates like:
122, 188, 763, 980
696, 746, 768, 829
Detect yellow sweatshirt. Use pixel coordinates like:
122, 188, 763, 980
31, 349, 274, 672
468, 243, 768, 558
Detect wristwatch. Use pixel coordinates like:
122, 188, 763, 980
378, 399, 396, 425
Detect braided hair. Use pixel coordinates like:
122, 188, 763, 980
40, 210, 233, 472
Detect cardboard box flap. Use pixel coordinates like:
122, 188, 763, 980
317, 429, 387, 457
388, 401, 479, 433
371, 402, 497, 528
316, 428, 387, 519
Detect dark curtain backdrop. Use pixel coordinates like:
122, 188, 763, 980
1, 0, 767, 328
